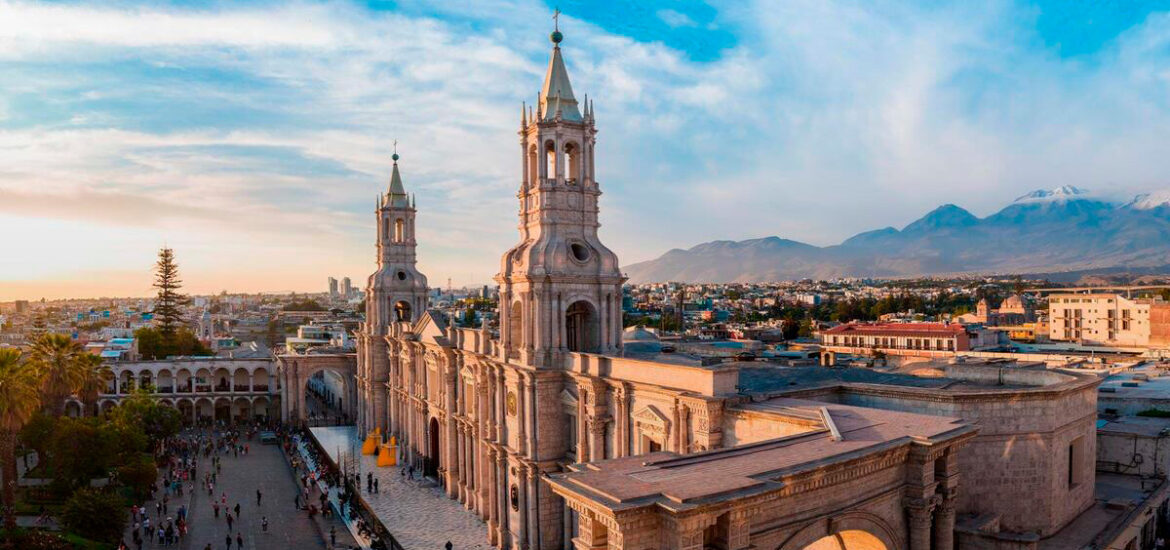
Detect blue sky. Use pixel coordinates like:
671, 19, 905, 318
3, 0, 1170, 299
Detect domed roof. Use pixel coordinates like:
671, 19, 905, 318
1002, 294, 1024, 308
622, 325, 659, 342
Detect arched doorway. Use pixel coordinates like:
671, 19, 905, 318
801, 530, 888, 550
304, 370, 349, 426
566, 300, 598, 353
425, 417, 440, 479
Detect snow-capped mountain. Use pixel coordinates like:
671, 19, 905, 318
623, 186, 1170, 283
1125, 189, 1170, 210
1012, 185, 1092, 203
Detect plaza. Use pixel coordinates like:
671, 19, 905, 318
130, 431, 352, 550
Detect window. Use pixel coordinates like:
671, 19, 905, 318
566, 413, 577, 460
394, 218, 404, 242
545, 141, 557, 180
1068, 436, 1085, 489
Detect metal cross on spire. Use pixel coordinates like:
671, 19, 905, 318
553, 7, 560, 32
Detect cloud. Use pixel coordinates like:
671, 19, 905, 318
2, 0, 1170, 299
657, 9, 698, 28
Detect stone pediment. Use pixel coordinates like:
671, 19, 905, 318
560, 388, 578, 407
415, 310, 450, 345
460, 364, 476, 382
632, 404, 669, 427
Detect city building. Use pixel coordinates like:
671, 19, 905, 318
329, 276, 339, 299
1048, 292, 1170, 348
341, 277, 353, 298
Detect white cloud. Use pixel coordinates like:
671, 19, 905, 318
3, 0, 1170, 298
657, 9, 697, 28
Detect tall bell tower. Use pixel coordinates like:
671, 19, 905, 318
496, 27, 625, 368
358, 150, 429, 434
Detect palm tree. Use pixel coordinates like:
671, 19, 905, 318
28, 333, 84, 417
77, 354, 113, 417
0, 348, 41, 529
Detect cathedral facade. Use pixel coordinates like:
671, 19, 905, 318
354, 27, 1105, 550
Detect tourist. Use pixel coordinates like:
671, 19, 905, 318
226, 512, 234, 531
234, 502, 241, 517
374, 478, 379, 493
256, 489, 262, 506
236, 532, 243, 549
330, 526, 336, 546
261, 516, 268, 533
225, 534, 232, 550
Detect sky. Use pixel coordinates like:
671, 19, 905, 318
3, 0, 1170, 300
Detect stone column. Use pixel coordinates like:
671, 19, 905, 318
934, 497, 956, 550
589, 420, 606, 462
907, 503, 934, 550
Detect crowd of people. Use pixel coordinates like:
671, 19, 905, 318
116, 423, 279, 550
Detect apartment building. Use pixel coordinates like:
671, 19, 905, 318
1048, 293, 1170, 347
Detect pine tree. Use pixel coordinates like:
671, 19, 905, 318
151, 247, 190, 338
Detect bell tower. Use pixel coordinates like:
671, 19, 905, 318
496, 28, 625, 368
358, 149, 429, 434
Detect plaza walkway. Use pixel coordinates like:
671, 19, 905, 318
130, 431, 354, 550
309, 427, 492, 550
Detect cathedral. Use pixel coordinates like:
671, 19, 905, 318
354, 25, 1107, 550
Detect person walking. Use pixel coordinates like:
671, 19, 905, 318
374, 478, 379, 493
330, 526, 336, 547
226, 513, 234, 531
225, 534, 232, 550
261, 516, 268, 533
256, 489, 262, 506
213, 503, 220, 518
236, 533, 243, 549
234, 503, 240, 517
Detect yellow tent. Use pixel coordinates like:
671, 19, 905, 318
361, 430, 380, 455
377, 443, 396, 467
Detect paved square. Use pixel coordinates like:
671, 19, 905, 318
131, 431, 353, 550
310, 427, 492, 550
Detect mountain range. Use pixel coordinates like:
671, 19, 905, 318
622, 186, 1170, 283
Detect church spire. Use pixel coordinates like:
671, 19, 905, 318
539, 19, 582, 122
385, 144, 409, 208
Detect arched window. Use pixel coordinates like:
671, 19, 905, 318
565, 300, 598, 353
564, 142, 579, 183
394, 300, 412, 322
544, 141, 557, 181
528, 145, 539, 188
394, 218, 405, 242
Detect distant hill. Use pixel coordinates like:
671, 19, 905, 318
623, 186, 1170, 283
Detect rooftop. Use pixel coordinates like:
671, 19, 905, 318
548, 397, 971, 512
823, 322, 967, 337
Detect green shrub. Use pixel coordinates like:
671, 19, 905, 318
60, 488, 126, 544
1136, 408, 1170, 418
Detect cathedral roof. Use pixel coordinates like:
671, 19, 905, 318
539, 39, 583, 122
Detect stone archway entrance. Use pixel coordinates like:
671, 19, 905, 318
275, 353, 357, 426
425, 417, 440, 479
802, 530, 889, 550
